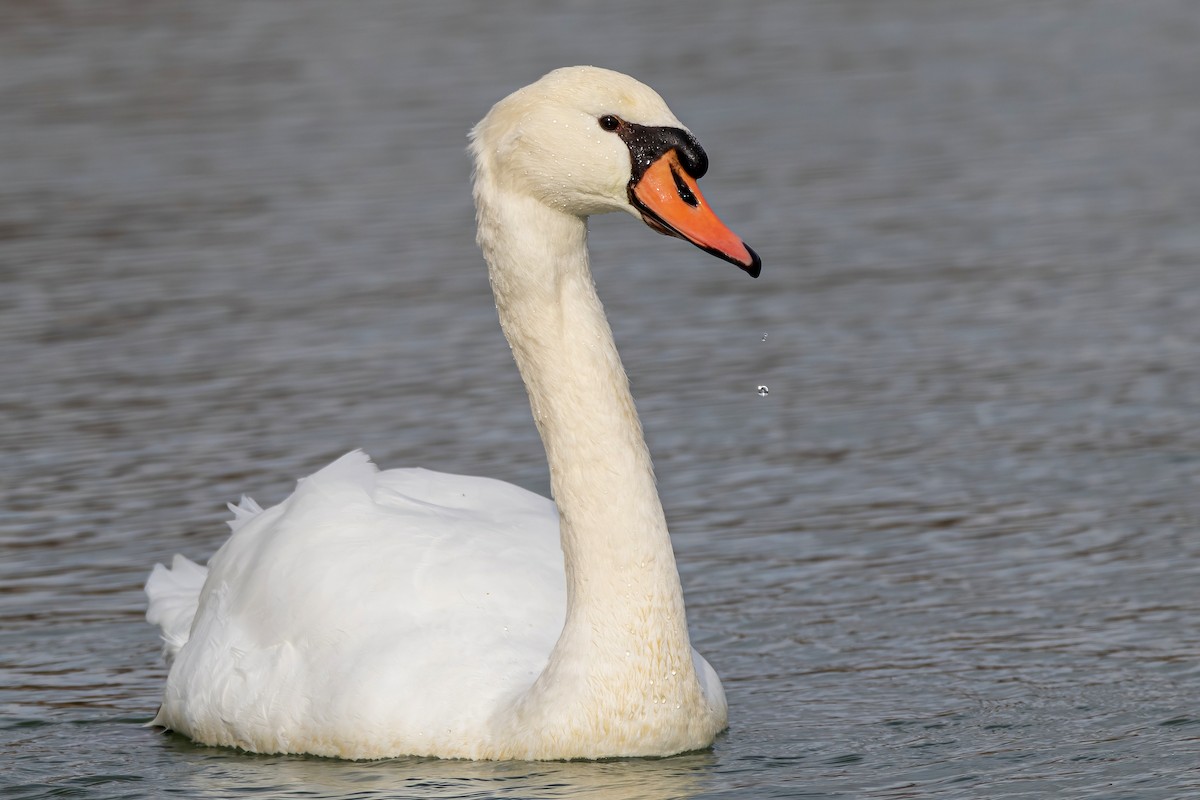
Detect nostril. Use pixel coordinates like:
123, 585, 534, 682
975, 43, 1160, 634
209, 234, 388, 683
671, 164, 699, 207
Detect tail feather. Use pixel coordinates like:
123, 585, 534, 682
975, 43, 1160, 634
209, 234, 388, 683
145, 554, 208, 665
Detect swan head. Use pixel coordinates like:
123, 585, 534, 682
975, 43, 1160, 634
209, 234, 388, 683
471, 66, 761, 277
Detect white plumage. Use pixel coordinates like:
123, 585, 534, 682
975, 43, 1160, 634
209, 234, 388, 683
146, 66, 758, 761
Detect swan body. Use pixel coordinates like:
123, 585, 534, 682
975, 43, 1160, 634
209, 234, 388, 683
146, 66, 760, 761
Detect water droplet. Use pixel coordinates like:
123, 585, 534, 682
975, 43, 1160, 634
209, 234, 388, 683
761, 332, 768, 342
757, 385, 769, 397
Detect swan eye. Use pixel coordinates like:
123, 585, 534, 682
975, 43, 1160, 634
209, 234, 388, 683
598, 115, 621, 132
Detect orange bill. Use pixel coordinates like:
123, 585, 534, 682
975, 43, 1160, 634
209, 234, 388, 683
630, 150, 761, 277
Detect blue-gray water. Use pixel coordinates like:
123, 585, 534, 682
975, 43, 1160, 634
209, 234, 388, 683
2, 2, 1198, 797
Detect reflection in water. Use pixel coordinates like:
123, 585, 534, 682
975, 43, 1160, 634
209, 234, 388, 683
158, 733, 715, 800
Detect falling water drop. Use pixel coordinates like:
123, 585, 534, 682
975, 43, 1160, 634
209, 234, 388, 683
757, 385, 769, 397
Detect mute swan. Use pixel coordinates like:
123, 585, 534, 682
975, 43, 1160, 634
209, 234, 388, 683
145, 65, 761, 761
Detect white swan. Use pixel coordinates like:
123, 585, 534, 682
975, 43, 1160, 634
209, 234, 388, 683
145, 65, 761, 761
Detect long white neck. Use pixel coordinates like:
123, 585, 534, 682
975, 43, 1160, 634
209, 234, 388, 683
475, 178, 714, 755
